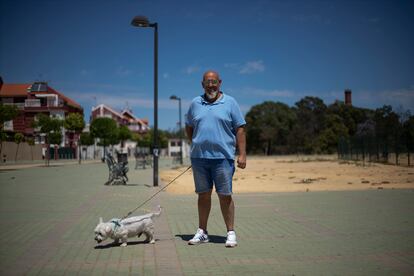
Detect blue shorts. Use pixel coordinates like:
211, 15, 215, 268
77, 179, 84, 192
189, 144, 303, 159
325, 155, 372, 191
191, 158, 235, 195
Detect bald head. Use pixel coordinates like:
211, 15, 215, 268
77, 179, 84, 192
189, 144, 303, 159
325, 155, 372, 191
202, 70, 221, 81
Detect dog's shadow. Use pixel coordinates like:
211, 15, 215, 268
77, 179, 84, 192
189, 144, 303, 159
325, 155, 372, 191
175, 234, 226, 244
94, 239, 159, 249
126, 184, 158, 188
105, 183, 152, 187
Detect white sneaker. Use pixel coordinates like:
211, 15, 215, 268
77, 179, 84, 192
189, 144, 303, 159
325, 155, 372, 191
225, 231, 237, 247
188, 228, 209, 245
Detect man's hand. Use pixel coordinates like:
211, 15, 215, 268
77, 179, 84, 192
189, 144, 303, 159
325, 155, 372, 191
237, 155, 246, 169
236, 126, 246, 169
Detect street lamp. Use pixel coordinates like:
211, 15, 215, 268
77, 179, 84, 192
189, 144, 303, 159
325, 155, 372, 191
170, 95, 183, 165
131, 15, 159, 187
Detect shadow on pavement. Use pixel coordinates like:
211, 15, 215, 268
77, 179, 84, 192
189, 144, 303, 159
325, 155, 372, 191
94, 239, 156, 249
0, 169, 17, 173
175, 234, 226, 244
103, 183, 152, 187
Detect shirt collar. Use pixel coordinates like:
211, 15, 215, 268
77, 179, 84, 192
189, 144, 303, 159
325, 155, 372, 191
200, 92, 226, 105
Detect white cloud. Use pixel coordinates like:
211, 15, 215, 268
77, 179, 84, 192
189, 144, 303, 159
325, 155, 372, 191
240, 60, 265, 74
225, 60, 265, 74
185, 65, 201, 75
116, 66, 132, 77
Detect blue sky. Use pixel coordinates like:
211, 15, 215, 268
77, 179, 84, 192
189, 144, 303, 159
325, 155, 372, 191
1, 0, 413, 130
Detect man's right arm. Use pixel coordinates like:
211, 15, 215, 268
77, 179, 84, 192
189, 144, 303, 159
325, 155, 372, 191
185, 125, 193, 144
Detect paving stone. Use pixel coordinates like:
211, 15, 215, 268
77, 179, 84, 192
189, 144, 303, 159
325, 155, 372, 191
1, 160, 414, 275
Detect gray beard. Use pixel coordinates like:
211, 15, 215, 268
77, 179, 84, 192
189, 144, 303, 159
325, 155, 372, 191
205, 90, 218, 100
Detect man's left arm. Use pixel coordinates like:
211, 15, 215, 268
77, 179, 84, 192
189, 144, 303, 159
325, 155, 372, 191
236, 126, 246, 169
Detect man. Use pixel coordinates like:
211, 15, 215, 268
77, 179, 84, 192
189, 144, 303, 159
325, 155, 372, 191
185, 70, 246, 248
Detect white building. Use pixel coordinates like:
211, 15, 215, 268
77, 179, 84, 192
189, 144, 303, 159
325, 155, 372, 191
167, 138, 190, 159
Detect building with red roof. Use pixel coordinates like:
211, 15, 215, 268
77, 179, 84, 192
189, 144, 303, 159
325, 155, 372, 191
89, 104, 149, 157
0, 81, 83, 149
90, 104, 149, 134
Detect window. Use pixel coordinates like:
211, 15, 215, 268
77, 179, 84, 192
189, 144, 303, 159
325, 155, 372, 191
3, 120, 13, 131
30, 83, 48, 92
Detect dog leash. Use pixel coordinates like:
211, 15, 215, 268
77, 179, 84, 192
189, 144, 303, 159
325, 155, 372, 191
121, 165, 192, 220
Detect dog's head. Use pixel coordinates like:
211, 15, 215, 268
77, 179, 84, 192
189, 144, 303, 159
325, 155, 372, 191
94, 217, 113, 243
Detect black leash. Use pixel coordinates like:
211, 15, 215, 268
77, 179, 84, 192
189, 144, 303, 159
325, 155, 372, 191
121, 165, 192, 220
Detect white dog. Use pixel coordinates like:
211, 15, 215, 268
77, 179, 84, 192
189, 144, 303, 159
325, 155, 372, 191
94, 205, 162, 247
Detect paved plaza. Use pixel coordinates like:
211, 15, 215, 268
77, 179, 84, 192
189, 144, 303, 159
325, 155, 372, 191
0, 159, 414, 275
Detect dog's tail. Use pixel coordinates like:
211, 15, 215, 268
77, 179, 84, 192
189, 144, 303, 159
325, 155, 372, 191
151, 205, 162, 218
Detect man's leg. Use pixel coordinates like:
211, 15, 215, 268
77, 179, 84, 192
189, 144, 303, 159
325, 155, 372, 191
218, 194, 234, 231
198, 190, 212, 231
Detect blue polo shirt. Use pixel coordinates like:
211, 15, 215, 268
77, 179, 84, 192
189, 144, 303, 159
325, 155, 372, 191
185, 93, 246, 160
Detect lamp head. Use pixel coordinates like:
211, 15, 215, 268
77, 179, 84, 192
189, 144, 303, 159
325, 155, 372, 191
170, 95, 179, 100
131, 16, 150, 27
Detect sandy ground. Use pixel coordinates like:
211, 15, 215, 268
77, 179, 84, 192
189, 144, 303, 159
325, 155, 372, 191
160, 156, 414, 194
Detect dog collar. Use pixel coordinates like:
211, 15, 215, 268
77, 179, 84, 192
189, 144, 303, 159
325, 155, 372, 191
110, 219, 122, 231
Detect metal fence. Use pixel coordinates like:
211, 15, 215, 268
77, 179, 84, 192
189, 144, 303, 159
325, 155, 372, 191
338, 136, 413, 166
49, 146, 76, 159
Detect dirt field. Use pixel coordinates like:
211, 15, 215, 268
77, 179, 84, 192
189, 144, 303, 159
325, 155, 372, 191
160, 156, 414, 194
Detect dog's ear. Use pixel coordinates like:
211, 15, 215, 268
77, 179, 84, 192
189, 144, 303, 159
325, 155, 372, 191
99, 217, 103, 224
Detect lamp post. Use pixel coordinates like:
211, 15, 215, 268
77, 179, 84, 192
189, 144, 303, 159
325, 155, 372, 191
170, 95, 183, 165
131, 15, 159, 187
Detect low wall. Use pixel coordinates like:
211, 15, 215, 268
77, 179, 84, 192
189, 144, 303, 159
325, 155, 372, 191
1, 141, 43, 162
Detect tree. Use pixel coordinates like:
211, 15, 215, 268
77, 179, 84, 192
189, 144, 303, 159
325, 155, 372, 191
90, 117, 118, 159
79, 132, 94, 159
0, 103, 19, 153
26, 137, 35, 161
316, 114, 349, 154
327, 101, 371, 137
374, 105, 400, 162
132, 129, 168, 152
131, 133, 140, 143
14, 133, 24, 161
118, 125, 132, 149
108, 128, 120, 148
64, 113, 85, 164
245, 101, 296, 155
49, 132, 63, 145
402, 115, 414, 166
0, 103, 19, 130
295, 97, 327, 132
33, 113, 63, 166
354, 118, 376, 163
0, 131, 7, 155
158, 129, 169, 148
49, 132, 62, 161
293, 97, 327, 153
134, 132, 152, 148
